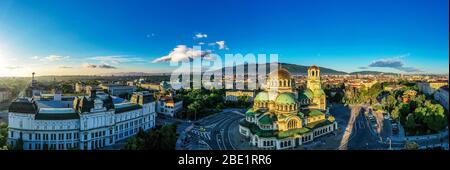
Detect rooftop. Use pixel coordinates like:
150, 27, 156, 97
36, 108, 79, 120
114, 102, 142, 114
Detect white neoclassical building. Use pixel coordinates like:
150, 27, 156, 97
7, 91, 156, 150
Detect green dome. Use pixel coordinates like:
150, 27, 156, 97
245, 108, 256, 116
275, 93, 296, 105
299, 89, 313, 99
254, 92, 269, 102
258, 114, 277, 124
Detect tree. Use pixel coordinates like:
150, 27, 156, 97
405, 113, 416, 130
14, 137, 24, 150
123, 125, 177, 150
404, 141, 419, 150
391, 107, 400, 120
187, 101, 202, 120
0, 123, 8, 148
237, 96, 251, 108
424, 104, 447, 132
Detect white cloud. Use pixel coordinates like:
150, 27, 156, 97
361, 53, 421, 72
41, 55, 70, 62
194, 33, 208, 39
207, 41, 228, 50
82, 63, 117, 69
5, 66, 22, 70
152, 45, 215, 63
89, 56, 145, 65
216, 41, 226, 50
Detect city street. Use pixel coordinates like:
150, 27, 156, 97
178, 104, 393, 150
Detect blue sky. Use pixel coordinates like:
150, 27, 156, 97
0, 0, 448, 76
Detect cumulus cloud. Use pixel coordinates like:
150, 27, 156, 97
40, 55, 70, 62
194, 33, 208, 39
152, 45, 216, 63
98, 64, 117, 69
207, 41, 228, 50
216, 41, 226, 50
368, 58, 404, 68
361, 54, 421, 72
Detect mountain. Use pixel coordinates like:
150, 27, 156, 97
279, 63, 347, 75
219, 62, 348, 75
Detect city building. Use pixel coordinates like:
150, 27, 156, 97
299, 65, 327, 110
7, 91, 156, 150
239, 66, 337, 150
417, 81, 448, 95
99, 84, 136, 96
156, 96, 183, 117
225, 90, 256, 102
384, 84, 406, 92
434, 86, 449, 111
85, 85, 102, 96
75, 82, 86, 93
139, 81, 173, 93
0, 87, 11, 103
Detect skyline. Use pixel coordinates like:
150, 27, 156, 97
0, 0, 449, 77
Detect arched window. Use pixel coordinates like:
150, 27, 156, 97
287, 119, 297, 129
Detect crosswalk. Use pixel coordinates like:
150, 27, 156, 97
191, 130, 211, 141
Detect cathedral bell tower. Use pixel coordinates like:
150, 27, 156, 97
307, 65, 321, 91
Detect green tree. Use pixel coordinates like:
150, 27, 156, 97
237, 96, 251, 108
14, 138, 24, 150
391, 107, 400, 120
424, 104, 447, 132
405, 113, 416, 130
404, 141, 419, 150
0, 123, 8, 148
124, 125, 177, 150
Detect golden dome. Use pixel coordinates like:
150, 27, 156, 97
268, 68, 292, 79
309, 65, 319, 70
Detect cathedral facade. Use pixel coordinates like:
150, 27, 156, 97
239, 65, 337, 150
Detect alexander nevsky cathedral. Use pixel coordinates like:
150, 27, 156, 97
239, 65, 338, 150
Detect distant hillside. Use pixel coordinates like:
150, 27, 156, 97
219, 62, 348, 75
349, 71, 398, 75
279, 63, 347, 75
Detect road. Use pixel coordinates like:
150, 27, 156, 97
172, 108, 244, 150
197, 110, 244, 150
0, 87, 27, 123
346, 107, 385, 150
